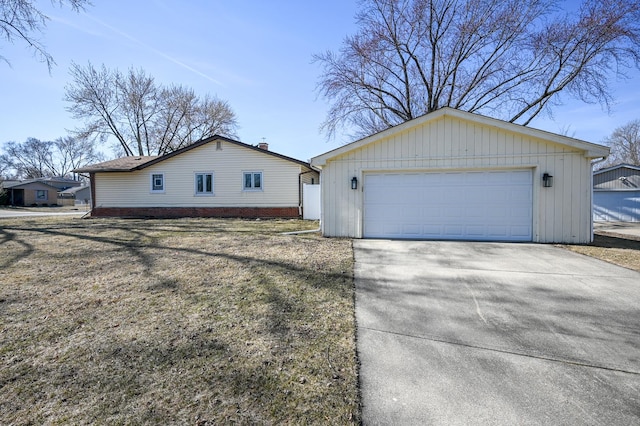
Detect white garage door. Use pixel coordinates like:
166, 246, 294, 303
364, 170, 533, 241
593, 191, 640, 222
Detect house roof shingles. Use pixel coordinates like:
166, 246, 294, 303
1, 180, 62, 190
73, 135, 314, 174
73, 156, 159, 173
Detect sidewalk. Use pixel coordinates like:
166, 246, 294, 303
0, 206, 88, 218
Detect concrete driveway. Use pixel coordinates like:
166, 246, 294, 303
355, 240, 640, 425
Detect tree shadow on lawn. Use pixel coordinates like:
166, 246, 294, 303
0, 218, 345, 289
0, 218, 359, 424
592, 232, 640, 250
0, 228, 34, 268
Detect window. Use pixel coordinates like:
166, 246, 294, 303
195, 172, 214, 195
243, 172, 262, 190
36, 190, 47, 200
151, 173, 165, 193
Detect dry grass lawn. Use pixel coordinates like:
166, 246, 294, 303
559, 231, 640, 272
0, 217, 359, 425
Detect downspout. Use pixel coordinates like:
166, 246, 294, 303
89, 173, 96, 211
281, 223, 321, 235
590, 156, 608, 242
285, 168, 321, 234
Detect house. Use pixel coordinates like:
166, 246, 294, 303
1, 180, 61, 206
310, 107, 609, 244
73, 135, 319, 218
36, 177, 82, 191
58, 185, 92, 206
593, 163, 640, 222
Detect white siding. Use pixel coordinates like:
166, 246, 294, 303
319, 114, 595, 243
95, 142, 304, 208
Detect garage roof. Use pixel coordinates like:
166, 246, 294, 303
311, 107, 610, 167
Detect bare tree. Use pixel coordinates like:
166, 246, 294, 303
53, 135, 105, 176
603, 120, 640, 166
152, 87, 238, 154
315, 0, 640, 139
0, 154, 8, 202
0, 0, 90, 70
3, 138, 54, 178
2, 136, 103, 178
0, 153, 13, 178
65, 62, 239, 156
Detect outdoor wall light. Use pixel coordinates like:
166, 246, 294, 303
542, 173, 553, 188
351, 176, 358, 190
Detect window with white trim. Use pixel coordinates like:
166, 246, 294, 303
36, 190, 47, 200
151, 173, 165, 193
243, 171, 262, 190
195, 172, 214, 195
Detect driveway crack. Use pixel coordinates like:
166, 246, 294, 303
361, 326, 640, 376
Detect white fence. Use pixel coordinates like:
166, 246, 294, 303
303, 184, 320, 220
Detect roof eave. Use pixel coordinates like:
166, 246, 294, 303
594, 163, 640, 174
78, 136, 312, 173
311, 107, 611, 166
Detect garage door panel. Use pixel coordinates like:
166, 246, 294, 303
511, 206, 532, 217
443, 206, 466, 217
443, 225, 464, 237
486, 225, 509, 237
403, 224, 423, 235
486, 190, 509, 203
485, 204, 509, 218
510, 225, 533, 238
422, 207, 442, 218
420, 224, 438, 234
511, 189, 533, 202
405, 206, 422, 220
466, 226, 486, 237
466, 208, 485, 219
364, 170, 533, 241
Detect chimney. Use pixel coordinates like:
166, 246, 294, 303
258, 140, 269, 150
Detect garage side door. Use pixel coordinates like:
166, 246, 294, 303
364, 170, 533, 241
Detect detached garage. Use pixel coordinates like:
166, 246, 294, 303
311, 108, 609, 244
593, 164, 640, 222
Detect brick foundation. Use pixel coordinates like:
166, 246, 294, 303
90, 206, 300, 219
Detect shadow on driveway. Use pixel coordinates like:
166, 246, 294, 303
355, 240, 640, 425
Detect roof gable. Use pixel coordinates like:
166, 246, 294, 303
2, 180, 61, 190
594, 163, 640, 175
311, 107, 609, 166
73, 135, 312, 173
59, 185, 90, 195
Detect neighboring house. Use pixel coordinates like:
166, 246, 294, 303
311, 107, 609, 244
1, 180, 61, 206
36, 177, 82, 191
593, 163, 640, 222
58, 185, 92, 206
73, 136, 319, 218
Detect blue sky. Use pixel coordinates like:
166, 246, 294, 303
1, 0, 639, 163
